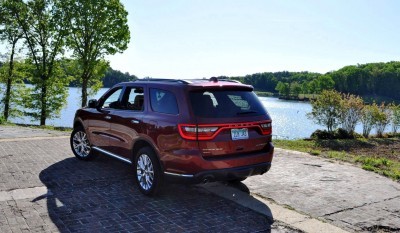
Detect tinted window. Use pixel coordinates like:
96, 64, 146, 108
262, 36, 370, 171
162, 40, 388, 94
190, 90, 267, 118
150, 88, 179, 115
124, 87, 144, 111
102, 88, 123, 109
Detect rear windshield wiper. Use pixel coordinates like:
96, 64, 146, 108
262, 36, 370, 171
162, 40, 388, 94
237, 111, 258, 115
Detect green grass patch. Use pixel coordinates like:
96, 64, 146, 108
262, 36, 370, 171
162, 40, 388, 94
274, 138, 400, 181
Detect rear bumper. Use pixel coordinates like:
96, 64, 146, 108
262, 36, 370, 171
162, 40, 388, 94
164, 162, 271, 184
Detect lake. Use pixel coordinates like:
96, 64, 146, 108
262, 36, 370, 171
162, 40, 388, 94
6, 87, 378, 139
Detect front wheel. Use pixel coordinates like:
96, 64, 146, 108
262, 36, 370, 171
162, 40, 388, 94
134, 147, 162, 196
70, 127, 94, 160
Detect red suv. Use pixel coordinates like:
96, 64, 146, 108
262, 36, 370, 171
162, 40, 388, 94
70, 78, 274, 195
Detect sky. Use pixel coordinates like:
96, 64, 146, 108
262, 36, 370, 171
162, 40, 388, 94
108, 0, 400, 79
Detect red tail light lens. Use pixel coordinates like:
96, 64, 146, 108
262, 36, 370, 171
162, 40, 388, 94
178, 121, 272, 140
260, 122, 272, 135
178, 124, 219, 140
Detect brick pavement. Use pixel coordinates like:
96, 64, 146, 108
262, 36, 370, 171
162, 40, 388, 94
0, 136, 297, 233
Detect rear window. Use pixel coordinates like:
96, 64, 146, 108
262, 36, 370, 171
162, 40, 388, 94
190, 90, 267, 118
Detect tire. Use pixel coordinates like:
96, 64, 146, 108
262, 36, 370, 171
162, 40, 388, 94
133, 147, 162, 196
70, 126, 94, 160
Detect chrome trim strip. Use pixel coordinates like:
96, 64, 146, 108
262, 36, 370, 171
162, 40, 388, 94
164, 171, 194, 178
92, 146, 132, 164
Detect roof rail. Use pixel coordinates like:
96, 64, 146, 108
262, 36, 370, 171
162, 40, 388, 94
136, 78, 191, 84
209, 77, 242, 84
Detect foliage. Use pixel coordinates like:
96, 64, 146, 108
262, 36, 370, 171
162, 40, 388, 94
7, 0, 70, 125
390, 103, 400, 134
0, 0, 24, 120
375, 103, 391, 138
340, 93, 363, 134
0, 60, 33, 119
308, 90, 342, 132
60, 0, 130, 107
360, 103, 379, 138
227, 61, 400, 101
102, 68, 137, 87
19, 60, 70, 120
275, 81, 290, 97
310, 128, 359, 140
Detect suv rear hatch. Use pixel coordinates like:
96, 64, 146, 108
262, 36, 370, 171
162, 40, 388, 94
179, 87, 272, 158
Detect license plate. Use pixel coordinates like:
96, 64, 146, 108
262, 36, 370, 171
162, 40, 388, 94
231, 128, 249, 140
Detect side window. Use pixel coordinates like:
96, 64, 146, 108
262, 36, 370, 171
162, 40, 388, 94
102, 88, 123, 109
125, 87, 144, 111
150, 88, 179, 115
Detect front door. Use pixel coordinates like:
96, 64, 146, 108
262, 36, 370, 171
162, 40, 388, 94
87, 87, 123, 151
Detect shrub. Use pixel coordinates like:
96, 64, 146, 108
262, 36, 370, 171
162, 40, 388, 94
391, 103, 400, 134
340, 94, 363, 135
310, 128, 356, 140
311, 129, 335, 139
375, 103, 391, 138
360, 103, 379, 138
308, 90, 342, 133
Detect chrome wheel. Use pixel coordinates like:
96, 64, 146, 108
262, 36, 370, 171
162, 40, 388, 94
136, 153, 154, 191
72, 131, 91, 158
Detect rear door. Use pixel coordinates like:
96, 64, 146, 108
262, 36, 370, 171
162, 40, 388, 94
189, 89, 272, 158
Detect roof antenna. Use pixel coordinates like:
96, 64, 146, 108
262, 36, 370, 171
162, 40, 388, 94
209, 77, 218, 83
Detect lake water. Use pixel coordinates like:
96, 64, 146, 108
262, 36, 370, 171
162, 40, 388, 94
5, 87, 379, 139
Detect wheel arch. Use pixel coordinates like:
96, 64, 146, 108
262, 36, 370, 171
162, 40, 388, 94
132, 139, 164, 172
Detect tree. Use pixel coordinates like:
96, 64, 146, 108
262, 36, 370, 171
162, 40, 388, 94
0, 60, 33, 119
340, 94, 363, 134
61, 0, 130, 107
308, 90, 342, 133
275, 81, 290, 97
0, 0, 24, 121
8, 0, 69, 125
291, 82, 302, 96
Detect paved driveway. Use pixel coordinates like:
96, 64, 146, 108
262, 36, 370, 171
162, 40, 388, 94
0, 134, 294, 233
244, 149, 400, 232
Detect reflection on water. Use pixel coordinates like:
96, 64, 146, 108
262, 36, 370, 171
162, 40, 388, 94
260, 97, 319, 139
5, 88, 377, 139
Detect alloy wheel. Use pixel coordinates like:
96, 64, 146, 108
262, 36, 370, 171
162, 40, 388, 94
72, 131, 91, 158
136, 153, 154, 191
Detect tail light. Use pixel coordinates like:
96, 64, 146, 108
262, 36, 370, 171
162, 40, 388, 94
260, 122, 272, 135
178, 124, 219, 140
178, 120, 272, 140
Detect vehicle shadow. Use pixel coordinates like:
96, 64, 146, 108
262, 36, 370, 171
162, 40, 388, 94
37, 155, 274, 232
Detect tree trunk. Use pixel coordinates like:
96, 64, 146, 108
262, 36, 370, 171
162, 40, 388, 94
3, 41, 17, 121
40, 81, 47, 126
81, 77, 88, 107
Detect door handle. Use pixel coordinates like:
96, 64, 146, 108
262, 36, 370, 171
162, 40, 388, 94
105, 116, 111, 120
131, 120, 140, 124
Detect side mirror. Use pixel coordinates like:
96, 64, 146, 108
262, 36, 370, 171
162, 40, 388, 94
88, 99, 98, 108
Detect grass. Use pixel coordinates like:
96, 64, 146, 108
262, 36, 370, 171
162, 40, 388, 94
0, 121, 72, 132
274, 138, 400, 181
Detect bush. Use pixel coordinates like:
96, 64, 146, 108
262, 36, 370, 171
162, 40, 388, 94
311, 129, 335, 139
308, 90, 342, 133
311, 128, 357, 140
0, 116, 5, 125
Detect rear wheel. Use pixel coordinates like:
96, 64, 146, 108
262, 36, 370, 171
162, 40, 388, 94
70, 127, 94, 160
134, 147, 162, 196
